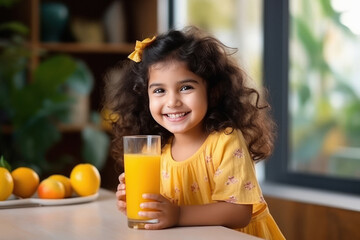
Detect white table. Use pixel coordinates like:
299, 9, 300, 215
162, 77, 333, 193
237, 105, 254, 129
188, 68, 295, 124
0, 189, 262, 240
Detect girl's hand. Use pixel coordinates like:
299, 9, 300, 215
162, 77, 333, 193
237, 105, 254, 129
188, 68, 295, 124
139, 193, 180, 230
115, 173, 127, 215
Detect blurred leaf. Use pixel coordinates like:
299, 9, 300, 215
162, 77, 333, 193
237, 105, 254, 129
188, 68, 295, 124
294, 17, 322, 69
0, 155, 12, 171
0, 21, 28, 35
343, 102, 360, 145
14, 116, 61, 172
82, 127, 110, 170
10, 84, 44, 125
10, 55, 77, 125
319, 0, 336, 17
66, 60, 94, 95
10, 84, 70, 126
299, 84, 311, 105
319, 0, 354, 37
34, 54, 77, 92
0, 44, 29, 83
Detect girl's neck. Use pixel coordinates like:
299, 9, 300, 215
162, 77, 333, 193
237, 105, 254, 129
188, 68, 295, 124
171, 128, 208, 162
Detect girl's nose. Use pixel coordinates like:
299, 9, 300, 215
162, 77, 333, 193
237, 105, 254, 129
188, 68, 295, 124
167, 93, 181, 108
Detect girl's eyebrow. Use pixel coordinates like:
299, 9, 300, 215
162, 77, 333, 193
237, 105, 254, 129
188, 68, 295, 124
179, 79, 200, 85
148, 79, 199, 89
148, 83, 163, 89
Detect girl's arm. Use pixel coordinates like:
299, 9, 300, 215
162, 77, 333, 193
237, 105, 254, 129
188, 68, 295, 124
179, 201, 252, 228
139, 193, 252, 230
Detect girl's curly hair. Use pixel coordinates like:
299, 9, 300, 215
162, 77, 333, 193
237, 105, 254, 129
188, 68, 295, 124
103, 26, 276, 167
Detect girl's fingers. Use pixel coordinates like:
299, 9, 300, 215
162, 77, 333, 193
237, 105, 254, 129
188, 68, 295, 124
118, 172, 125, 184
142, 193, 165, 201
138, 210, 161, 219
144, 223, 163, 230
116, 190, 126, 199
140, 201, 161, 210
116, 200, 127, 212
117, 200, 126, 209
117, 183, 126, 191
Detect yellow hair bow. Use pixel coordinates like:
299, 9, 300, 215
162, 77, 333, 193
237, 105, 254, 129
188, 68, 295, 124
128, 36, 156, 62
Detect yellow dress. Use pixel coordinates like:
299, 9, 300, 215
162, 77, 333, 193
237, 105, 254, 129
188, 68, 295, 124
160, 129, 285, 240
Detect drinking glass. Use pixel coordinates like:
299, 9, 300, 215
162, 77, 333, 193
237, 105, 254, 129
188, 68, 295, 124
123, 135, 161, 229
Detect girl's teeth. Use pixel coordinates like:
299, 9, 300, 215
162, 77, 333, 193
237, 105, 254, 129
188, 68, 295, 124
167, 113, 186, 119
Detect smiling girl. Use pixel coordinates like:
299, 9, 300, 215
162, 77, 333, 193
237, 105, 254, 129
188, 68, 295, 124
104, 27, 285, 239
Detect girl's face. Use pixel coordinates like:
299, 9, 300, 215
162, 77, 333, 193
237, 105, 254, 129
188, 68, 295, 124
148, 61, 208, 136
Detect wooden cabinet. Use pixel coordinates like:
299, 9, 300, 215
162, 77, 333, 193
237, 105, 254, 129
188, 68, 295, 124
265, 195, 360, 240
1, 0, 158, 190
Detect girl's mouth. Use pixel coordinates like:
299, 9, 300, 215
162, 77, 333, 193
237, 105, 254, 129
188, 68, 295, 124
164, 112, 189, 120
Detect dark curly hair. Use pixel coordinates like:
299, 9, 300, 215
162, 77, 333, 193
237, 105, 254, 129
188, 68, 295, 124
103, 26, 276, 168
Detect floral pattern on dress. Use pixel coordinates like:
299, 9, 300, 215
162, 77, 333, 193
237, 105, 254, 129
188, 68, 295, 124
191, 182, 199, 193
205, 155, 212, 163
174, 186, 180, 194
233, 148, 244, 158
225, 176, 239, 185
162, 170, 169, 179
260, 196, 266, 203
214, 169, 223, 176
204, 176, 209, 182
244, 181, 256, 190
225, 195, 237, 203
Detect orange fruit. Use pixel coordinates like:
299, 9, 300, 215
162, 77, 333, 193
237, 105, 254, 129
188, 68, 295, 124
37, 178, 65, 199
0, 167, 14, 201
48, 174, 73, 197
70, 163, 101, 197
11, 167, 40, 198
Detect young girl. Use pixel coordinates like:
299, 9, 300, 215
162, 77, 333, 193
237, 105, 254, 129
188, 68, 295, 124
104, 26, 285, 239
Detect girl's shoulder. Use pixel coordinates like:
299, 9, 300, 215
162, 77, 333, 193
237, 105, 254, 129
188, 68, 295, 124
206, 128, 249, 159
207, 128, 252, 168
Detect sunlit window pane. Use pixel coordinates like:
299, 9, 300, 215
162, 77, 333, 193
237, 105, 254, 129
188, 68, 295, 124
289, 0, 360, 179
173, 0, 263, 86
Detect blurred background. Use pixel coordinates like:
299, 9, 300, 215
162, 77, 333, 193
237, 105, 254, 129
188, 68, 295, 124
1, 0, 359, 239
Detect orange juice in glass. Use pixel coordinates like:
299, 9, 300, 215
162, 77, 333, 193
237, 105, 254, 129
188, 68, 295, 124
123, 135, 161, 229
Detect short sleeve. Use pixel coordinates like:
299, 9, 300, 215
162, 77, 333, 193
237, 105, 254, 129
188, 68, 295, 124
211, 130, 264, 205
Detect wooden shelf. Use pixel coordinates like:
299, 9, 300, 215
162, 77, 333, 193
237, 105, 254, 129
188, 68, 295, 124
39, 42, 134, 54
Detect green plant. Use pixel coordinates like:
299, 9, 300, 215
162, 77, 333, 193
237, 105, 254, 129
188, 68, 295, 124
0, 1, 109, 175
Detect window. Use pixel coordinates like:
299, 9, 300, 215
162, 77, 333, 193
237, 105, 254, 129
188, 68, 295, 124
264, 0, 360, 194
168, 0, 360, 194
170, 0, 263, 86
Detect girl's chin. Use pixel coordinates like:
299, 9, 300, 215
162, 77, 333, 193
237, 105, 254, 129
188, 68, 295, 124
161, 124, 191, 135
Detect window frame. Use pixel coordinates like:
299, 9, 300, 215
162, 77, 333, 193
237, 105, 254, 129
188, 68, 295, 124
263, 0, 360, 195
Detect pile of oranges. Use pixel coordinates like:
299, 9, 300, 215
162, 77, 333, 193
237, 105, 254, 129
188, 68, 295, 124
0, 157, 101, 201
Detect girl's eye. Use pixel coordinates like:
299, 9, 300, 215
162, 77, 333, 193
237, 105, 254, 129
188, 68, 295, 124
153, 88, 165, 94
180, 85, 194, 91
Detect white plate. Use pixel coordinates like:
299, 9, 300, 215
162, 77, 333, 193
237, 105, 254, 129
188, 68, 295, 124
0, 192, 99, 209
